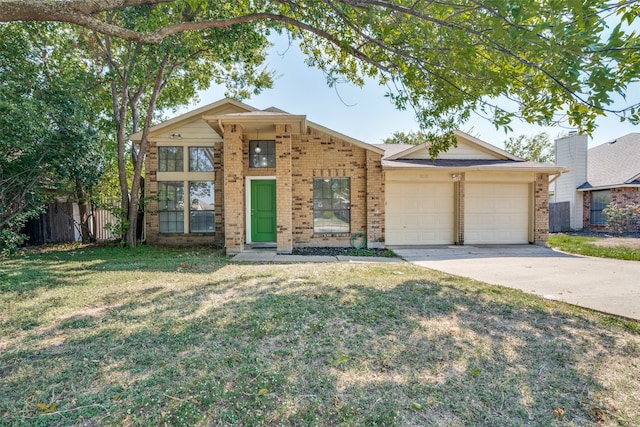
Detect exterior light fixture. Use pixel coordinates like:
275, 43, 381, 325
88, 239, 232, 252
170, 133, 182, 140
254, 128, 261, 153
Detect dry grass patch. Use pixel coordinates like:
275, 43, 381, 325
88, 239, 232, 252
1, 245, 639, 426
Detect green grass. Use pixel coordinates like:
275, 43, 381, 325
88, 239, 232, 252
1, 245, 639, 426
549, 234, 640, 261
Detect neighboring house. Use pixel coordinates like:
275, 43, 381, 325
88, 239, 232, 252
130, 98, 563, 254
553, 132, 640, 230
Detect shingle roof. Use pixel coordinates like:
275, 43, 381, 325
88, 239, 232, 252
585, 133, 640, 188
380, 158, 564, 172
375, 144, 415, 159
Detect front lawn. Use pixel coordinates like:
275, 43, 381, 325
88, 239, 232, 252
1, 245, 639, 426
549, 234, 640, 261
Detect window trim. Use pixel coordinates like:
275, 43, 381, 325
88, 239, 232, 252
158, 146, 184, 172
158, 181, 184, 233
590, 189, 610, 225
249, 140, 276, 168
189, 180, 215, 233
313, 177, 351, 234
188, 147, 215, 172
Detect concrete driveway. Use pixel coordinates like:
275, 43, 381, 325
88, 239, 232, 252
392, 245, 640, 321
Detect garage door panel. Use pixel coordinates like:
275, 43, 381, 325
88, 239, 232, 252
386, 181, 454, 245
465, 183, 529, 244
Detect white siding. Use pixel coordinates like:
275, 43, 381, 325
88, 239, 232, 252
157, 119, 222, 141
554, 134, 587, 229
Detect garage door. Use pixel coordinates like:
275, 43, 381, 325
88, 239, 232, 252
465, 183, 529, 244
386, 181, 454, 245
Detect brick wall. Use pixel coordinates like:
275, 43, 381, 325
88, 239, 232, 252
583, 187, 640, 230
144, 140, 223, 246
290, 127, 371, 247
223, 124, 245, 254
275, 124, 293, 253
534, 173, 549, 244
366, 150, 384, 248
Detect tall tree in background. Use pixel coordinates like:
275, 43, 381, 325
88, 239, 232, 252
504, 132, 554, 163
382, 131, 430, 146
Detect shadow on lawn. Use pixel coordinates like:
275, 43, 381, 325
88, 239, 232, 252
1, 263, 638, 426
0, 245, 227, 295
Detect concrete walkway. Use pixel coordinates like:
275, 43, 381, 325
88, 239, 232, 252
392, 245, 640, 321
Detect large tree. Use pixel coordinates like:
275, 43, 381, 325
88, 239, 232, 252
2, 1, 639, 140
74, 4, 272, 246
0, 22, 110, 251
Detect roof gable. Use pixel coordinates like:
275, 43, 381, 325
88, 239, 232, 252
129, 98, 256, 141
386, 130, 520, 161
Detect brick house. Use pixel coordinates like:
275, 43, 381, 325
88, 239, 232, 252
130, 98, 563, 254
553, 132, 640, 230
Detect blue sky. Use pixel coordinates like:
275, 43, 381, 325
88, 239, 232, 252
178, 35, 638, 150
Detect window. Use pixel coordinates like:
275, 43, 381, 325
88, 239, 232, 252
158, 182, 184, 233
158, 147, 183, 172
590, 190, 610, 225
189, 147, 214, 172
313, 178, 350, 233
189, 181, 215, 233
249, 140, 276, 168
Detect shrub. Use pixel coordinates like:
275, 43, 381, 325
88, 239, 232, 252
603, 203, 640, 234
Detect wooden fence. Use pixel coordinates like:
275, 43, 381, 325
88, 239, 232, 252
549, 201, 571, 232
22, 199, 121, 245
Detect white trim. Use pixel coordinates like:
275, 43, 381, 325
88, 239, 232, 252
245, 176, 276, 244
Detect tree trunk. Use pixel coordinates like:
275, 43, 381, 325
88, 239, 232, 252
124, 52, 171, 247
75, 178, 92, 243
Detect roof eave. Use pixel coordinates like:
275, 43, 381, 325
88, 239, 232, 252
577, 183, 640, 192
382, 164, 566, 174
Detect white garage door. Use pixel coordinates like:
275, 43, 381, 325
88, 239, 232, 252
386, 181, 454, 245
465, 183, 529, 244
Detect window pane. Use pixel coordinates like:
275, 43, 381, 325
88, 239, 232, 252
591, 190, 610, 225
158, 182, 184, 233
189, 147, 214, 172
249, 140, 276, 168
159, 147, 183, 172
190, 181, 214, 233
313, 178, 350, 233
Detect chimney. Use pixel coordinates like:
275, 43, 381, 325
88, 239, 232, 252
554, 133, 588, 229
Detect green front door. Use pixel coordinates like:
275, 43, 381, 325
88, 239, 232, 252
250, 180, 277, 242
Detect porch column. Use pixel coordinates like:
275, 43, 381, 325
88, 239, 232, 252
223, 123, 245, 255
534, 173, 549, 245
366, 150, 384, 248
275, 123, 293, 253
455, 173, 465, 245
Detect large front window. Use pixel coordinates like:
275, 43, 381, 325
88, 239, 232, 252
158, 182, 184, 233
190, 181, 215, 233
313, 178, 350, 233
591, 190, 610, 225
249, 140, 276, 168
